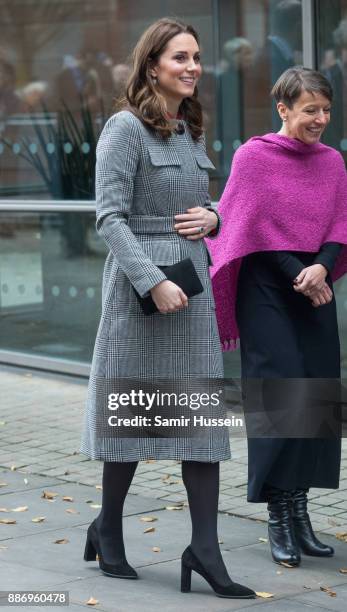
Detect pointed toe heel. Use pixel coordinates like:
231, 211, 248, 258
84, 519, 138, 579
180, 546, 256, 599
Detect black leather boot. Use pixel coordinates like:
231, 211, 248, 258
292, 489, 334, 557
267, 487, 301, 566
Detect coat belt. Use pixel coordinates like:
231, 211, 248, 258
127, 215, 176, 234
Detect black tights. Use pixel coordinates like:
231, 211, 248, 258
97, 460, 231, 585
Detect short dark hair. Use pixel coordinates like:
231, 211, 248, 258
271, 66, 333, 108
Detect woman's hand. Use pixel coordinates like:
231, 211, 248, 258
150, 280, 188, 314
174, 207, 218, 240
293, 264, 328, 296
310, 283, 333, 308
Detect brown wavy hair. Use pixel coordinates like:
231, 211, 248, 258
118, 18, 203, 141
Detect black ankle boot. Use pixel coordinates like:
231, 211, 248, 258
267, 488, 300, 567
292, 490, 334, 557
84, 519, 138, 578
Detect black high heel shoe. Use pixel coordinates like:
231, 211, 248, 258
181, 546, 256, 599
84, 519, 138, 579
292, 489, 334, 557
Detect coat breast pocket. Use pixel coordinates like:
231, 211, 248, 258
147, 147, 182, 200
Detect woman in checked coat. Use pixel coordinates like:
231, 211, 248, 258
80, 18, 255, 600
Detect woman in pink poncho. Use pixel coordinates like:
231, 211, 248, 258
208, 67, 347, 568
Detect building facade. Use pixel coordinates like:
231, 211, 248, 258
0, 0, 346, 376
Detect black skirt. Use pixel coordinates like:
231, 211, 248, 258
236, 252, 341, 502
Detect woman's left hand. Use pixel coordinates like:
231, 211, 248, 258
293, 264, 328, 296
174, 207, 218, 240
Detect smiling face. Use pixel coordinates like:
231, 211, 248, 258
277, 89, 332, 144
150, 32, 202, 113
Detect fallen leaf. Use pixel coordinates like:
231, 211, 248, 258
258, 537, 268, 543
280, 561, 296, 568
54, 538, 69, 544
167, 480, 180, 485
86, 597, 99, 606
65, 508, 79, 515
165, 506, 183, 511
0, 508, 9, 513
32, 517, 46, 523
90, 504, 102, 509
95, 485, 102, 490
335, 532, 347, 543
339, 568, 347, 574
161, 474, 170, 481
320, 586, 336, 597
62, 496, 74, 502
10, 466, 17, 471
256, 592, 274, 598
0, 482, 8, 488
140, 516, 158, 523
303, 585, 311, 589
12, 506, 28, 512
218, 539, 224, 544
144, 527, 155, 534
42, 491, 59, 500
152, 547, 161, 552
0, 545, 8, 550
0, 518, 16, 524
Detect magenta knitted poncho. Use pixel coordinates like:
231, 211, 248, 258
207, 133, 347, 351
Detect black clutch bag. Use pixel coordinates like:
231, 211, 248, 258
134, 258, 204, 315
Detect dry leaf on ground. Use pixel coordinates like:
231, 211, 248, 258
165, 506, 183, 511
140, 516, 158, 522
152, 547, 161, 552
54, 538, 69, 544
62, 496, 74, 502
0, 518, 16, 524
42, 491, 58, 500
10, 466, 17, 471
0, 545, 8, 550
161, 474, 170, 481
280, 561, 296, 568
218, 539, 224, 544
32, 517, 46, 523
12, 506, 28, 512
320, 586, 336, 597
86, 597, 99, 606
258, 537, 268, 543
65, 508, 79, 515
95, 485, 102, 490
0, 483, 8, 488
0, 508, 9, 513
144, 527, 155, 534
335, 532, 347, 543
339, 568, 347, 574
256, 592, 274, 598
90, 504, 102, 509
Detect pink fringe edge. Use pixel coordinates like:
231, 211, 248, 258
221, 338, 239, 352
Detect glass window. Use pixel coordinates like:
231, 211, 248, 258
316, 0, 347, 378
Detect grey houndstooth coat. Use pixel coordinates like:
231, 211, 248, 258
80, 110, 230, 462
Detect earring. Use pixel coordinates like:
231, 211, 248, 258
282, 117, 287, 122
152, 75, 157, 84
